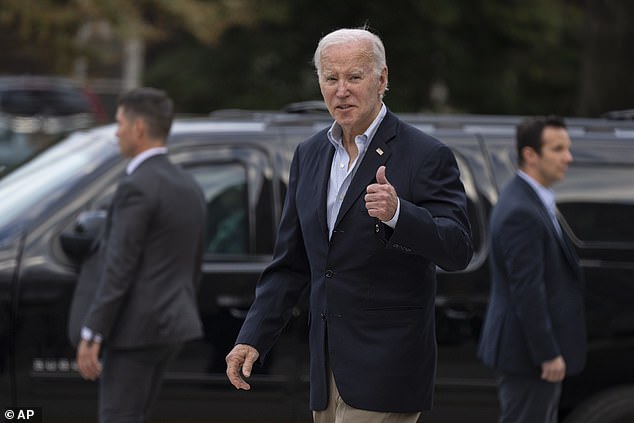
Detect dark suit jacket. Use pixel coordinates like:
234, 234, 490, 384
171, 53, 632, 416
236, 110, 473, 412
478, 175, 586, 376
83, 154, 206, 349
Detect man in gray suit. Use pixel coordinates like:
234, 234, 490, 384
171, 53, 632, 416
76, 87, 206, 423
478, 116, 586, 423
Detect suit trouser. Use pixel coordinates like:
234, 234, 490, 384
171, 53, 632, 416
313, 369, 421, 423
497, 373, 562, 423
99, 343, 182, 423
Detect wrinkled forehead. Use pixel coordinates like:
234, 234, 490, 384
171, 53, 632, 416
320, 41, 375, 71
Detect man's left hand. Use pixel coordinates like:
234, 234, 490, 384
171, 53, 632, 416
77, 339, 102, 381
541, 355, 566, 383
366, 166, 398, 221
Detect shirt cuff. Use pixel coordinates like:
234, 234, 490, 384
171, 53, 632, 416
382, 198, 400, 229
81, 327, 103, 343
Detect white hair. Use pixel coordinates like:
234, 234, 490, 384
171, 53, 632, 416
313, 28, 387, 81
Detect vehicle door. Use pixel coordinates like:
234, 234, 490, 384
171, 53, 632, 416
552, 135, 634, 412
156, 136, 310, 421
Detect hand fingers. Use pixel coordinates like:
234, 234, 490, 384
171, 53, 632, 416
76, 341, 102, 381
226, 345, 259, 390
240, 349, 258, 378
541, 360, 566, 383
226, 361, 250, 390
80, 358, 102, 380
542, 368, 565, 382
365, 183, 397, 221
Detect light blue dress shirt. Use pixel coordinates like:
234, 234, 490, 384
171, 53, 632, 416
326, 104, 399, 238
517, 170, 562, 237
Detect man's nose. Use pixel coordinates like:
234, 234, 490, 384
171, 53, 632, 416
336, 80, 349, 96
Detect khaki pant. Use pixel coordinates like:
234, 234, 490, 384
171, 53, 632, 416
313, 370, 421, 423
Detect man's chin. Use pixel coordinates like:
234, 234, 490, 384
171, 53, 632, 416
333, 109, 355, 122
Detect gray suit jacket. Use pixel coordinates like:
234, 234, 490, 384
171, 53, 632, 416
478, 175, 586, 376
83, 154, 206, 348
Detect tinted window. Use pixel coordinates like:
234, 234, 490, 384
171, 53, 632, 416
0, 127, 64, 171
171, 141, 279, 257
189, 163, 249, 255
0, 88, 90, 115
0, 129, 118, 235
557, 165, 634, 245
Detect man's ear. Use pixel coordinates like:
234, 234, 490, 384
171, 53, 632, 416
521, 146, 538, 165
133, 117, 145, 139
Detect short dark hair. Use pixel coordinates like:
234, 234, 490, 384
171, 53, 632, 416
117, 87, 174, 140
516, 115, 566, 166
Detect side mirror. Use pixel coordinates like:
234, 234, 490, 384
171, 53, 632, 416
60, 210, 107, 261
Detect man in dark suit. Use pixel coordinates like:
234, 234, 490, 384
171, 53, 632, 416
478, 116, 586, 423
226, 28, 473, 423
76, 87, 206, 423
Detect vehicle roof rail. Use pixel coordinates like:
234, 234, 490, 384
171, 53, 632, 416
282, 101, 329, 114
601, 109, 634, 120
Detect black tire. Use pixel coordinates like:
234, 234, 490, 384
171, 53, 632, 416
563, 386, 634, 423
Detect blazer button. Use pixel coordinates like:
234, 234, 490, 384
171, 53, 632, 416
320, 312, 327, 320
325, 270, 334, 278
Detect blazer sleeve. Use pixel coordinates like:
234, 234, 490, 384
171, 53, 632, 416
83, 179, 153, 339
388, 142, 473, 271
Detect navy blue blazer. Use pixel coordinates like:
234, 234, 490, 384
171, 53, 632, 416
478, 175, 586, 376
237, 110, 473, 412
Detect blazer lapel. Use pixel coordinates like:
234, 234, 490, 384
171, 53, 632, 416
333, 112, 396, 230
557, 214, 583, 278
316, 142, 336, 240
518, 177, 581, 274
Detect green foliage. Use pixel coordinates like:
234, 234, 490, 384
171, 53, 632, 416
146, 0, 587, 114
0, 0, 632, 116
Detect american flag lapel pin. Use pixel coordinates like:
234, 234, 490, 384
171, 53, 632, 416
376, 147, 384, 156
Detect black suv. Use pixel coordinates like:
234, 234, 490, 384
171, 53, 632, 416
1, 106, 633, 422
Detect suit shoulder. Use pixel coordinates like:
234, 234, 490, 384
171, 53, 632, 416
497, 177, 536, 206
392, 117, 450, 154
125, 156, 184, 191
398, 120, 449, 149
292, 127, 331, 161
301, 127, 330, 149
493, 182, 544, 224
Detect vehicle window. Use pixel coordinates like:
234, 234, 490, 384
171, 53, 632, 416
557, 164, 634, 245
188, 163, 249, 255
486, 139, 517, 191
0, 126, 64, 171
0, 88, 91, 115
0, 129, 118, 235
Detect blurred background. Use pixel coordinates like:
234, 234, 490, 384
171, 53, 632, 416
0, 0, 632, 119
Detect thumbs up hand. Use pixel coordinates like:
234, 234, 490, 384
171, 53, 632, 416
365, 166, 398, 221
